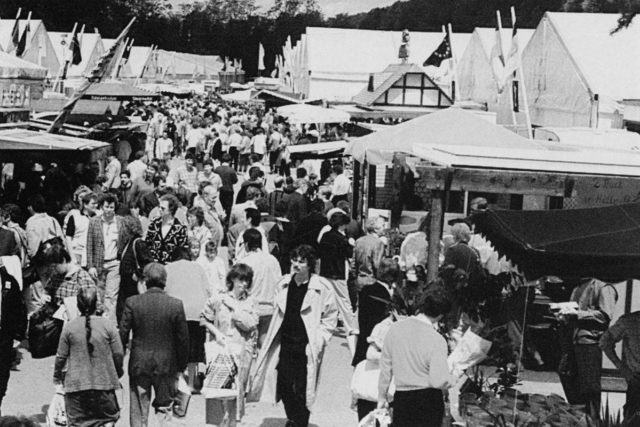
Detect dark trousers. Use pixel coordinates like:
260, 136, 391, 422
357, 399, 377, 421
220, 189, 234, 220
65, 389, 120, 426
575, 344, 602, 419
625, 376, 640, 423
277, 354, 309, 427
270, 151, 280, 172
0, 334, 12, 409
229, 147, 239, 170
393, 388, 444, 427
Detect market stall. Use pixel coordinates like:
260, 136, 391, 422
0, 126, 111, 163
276, 103, 350, 124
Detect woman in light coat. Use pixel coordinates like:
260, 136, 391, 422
249, 245, 338, 426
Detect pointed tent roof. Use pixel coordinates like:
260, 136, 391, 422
127, 46, 153, 78
0, 19, 45, 51
346, 107, 543, 164
473, 27, 534, 59
539, 12, 640, 101
49, 32, 104, 77
0, 49, 46, 79
352, 63, 453, 107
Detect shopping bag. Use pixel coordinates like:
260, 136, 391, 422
358, 409, 391, 427
447, 329, 492, 377
203, 340, 237, 391
351, 360, 395, 402
45, 393, 67, 427
28, 302, 64, 359
173, 374, 191, 417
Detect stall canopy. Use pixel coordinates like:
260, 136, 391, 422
346, 107, 539, 165
0, 128, 110, 162
474, 204, 640, 281
288, 140, 347, 159
0, 50, 47, 79
276, 104, 350, 124
80, 81, 159, 101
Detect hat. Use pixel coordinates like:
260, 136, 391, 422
326, 207, 347, 220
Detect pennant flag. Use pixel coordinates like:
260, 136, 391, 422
70, 30, 82, 65
10, 16, 20, 51
423, 32, 452, 67
490, 24, 506, 91
258, 42, 265, 71
503, 21, 520, 79
16, 20, 30, 57
122, 38, 133, 63
48, 18, 135, 134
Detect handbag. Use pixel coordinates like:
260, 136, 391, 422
173, 374, 192, 417
45, 392, 67, 427
28, 302, 64, 359
203, 340, 238, 391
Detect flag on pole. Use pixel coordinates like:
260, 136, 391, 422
16, 19, 30, 57
48, 18, 136, 134
121, 38, 133, 63
70, 29, 82, 65
503, 20, 520, 79
10, 11, 21, 52
423, 32, 452, 67
490, 21, 506, 91
258, 42, 265, 71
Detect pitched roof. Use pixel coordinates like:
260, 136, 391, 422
352, 63, 452, 107
0, 50, 46, 79
543, 12, 640, 100
0, 19, 45, 51
473, 27, 534, 59
48, 32, 104, 77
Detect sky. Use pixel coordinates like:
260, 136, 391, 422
170, 0, 406, 17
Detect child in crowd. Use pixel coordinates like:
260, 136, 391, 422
197, 240, 228, 295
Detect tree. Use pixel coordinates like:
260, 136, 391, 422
269, 0, 321, 17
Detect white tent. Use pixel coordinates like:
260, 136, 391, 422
0, 19, 60, 77
0, 50, 46, 79
458, 27, 533, 115
295, 27, 471, 102
49, 32, 105, 78
520, 12, 634, 128
276, 104, 350, 124
346, 107, 542, 165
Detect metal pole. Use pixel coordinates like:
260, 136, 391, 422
426, 190, 444, 284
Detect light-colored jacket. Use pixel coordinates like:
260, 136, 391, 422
248, 273, 338, 410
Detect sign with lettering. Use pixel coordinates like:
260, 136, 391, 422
0, 84, 31, 108
574, 177, 640, 207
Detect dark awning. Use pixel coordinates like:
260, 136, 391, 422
473, 203, 640, 282
80, 82, 159, 102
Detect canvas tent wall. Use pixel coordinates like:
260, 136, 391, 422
102, 38, 134, 79
458, 27, 533, 114
49, 32, 105, 78
0, 19, 60, 77
519, 12, 634, 129
0, 50, 47, 109
298, 27, 471, 102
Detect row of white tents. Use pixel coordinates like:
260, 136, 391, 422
0, 18, 225, 84
281, 12, 640, 130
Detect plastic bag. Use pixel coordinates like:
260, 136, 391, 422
46, 393, 67, 427
447, 329, 492, 377
358, 408, 391, 427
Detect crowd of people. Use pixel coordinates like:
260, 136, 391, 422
3, 93, 631, 427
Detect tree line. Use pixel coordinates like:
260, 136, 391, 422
0, 0, 634, 77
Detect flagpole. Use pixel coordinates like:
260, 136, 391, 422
136, 44, 154, 85
53, 22, 78, 93
495, 10, 517, 127
48, 17, 136, 134
447, 23, 458, 103
511, 6, 533, 139
116, 37, 134, 79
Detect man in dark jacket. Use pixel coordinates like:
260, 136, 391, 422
294, 199, 327, 250
284, 178, 309, 228
120, 262, 189, 427
318, 211, 356, 354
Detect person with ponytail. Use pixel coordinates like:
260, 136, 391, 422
53, 287, 124, 426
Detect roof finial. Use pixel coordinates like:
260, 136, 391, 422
399, 29, 410, 63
